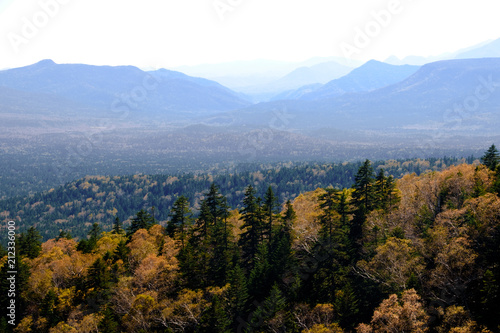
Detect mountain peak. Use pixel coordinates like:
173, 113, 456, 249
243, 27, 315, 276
34, 59, 56, 67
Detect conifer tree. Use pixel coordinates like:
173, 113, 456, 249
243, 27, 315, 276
127, 209, 155, 237
167, 195, 192, 248
481, 144, 499, 171
99, 306, 119, 333
351, 160, 376, 256
239, 186, 265, 270
18, 226, 42, 259
77, 222, 102, 253
112, 217, 124, 235
263, 185, 280, 243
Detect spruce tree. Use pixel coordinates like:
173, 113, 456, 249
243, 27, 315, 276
167, 195, 193, 248
481, 144, 500, 171
112, 217, 124, 235
239, 186, 265, 270
18, 226, 42, 259
351, 160, 376, 256
263, 185, 280, 243
127, 209, 155, 237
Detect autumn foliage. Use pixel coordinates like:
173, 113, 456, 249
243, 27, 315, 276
2, 157, 500, 332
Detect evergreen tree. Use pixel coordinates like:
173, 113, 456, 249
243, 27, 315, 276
263, 185, 280, 243
112, 217, 124, 235
282, 199, 297, 231
167, 195, 193, 248
248, 284, 286, 332
99, 306, 120, 333
351, 160, 376, 256
0, 253, 30, 328
18, 226, 42, 259
228, 264, 250, 321
56, 230, 72, 240
481, 144, 499, 171
127, 209, 155, 237
77, 222, 102, 253
86, 257, 113, 311
239, 186, 265, 270
201, 294, 232, 333
374, 169, 400, 212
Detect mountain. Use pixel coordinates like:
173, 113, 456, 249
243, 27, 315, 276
455, 38, 500, 59
271, 61, 352, 89
296, 60, 419, 100
270, 83, 323, 101
0, 60, 251, 123
173, 58, 358, 101
226, 58, 500, 134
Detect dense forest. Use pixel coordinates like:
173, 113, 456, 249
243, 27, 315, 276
1, 148, 499, 332
0, 157, 475, 244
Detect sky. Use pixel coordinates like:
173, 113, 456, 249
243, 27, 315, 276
0, 0, 499, 70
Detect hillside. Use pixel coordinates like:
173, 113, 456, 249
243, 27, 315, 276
299, 60, 419, 101
0, 158, 472, 243
229, 58, 500, 133
0, 60, 251, 123
2, 160, 500, 332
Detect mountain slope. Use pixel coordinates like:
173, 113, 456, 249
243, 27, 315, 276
299, 60, 419, 100
0, 60, 251, 121
455, 38, 500, 59
227, 58, 500, 133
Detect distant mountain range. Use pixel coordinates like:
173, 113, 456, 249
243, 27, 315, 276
0, 60, 251, 123
2, 50, 500, 139
279, 60, 420, 101
225, 58, 500, 134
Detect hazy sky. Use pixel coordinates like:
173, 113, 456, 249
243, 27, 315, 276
0, 0, 498, 69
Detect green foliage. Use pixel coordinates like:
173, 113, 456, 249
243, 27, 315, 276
239, 186, 265, 270
481, 144, 499, 171
167, 195, 192, 247
127, 209, 156, 236
77, 222, 102, 253
18, 226, 42, 259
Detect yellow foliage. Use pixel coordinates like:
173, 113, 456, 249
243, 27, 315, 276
95, 231, 125, 255
303, 323, 344, 333
292, 188, 326, 250
14, 315, 33, 332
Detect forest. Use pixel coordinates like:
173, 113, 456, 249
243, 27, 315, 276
0, 157, 474, 244
1, 147, 499, 332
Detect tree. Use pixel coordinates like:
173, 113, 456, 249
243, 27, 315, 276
263, 185, 280, 243
77, 222, 102, 253
167, 195, 193, 248
18, 226, 42, 259
239, 186, 265, 270
357, 289, 428, 333
127, 209, 155, 237
374, 169, 400, 212
481, 144, 499, 171
351, 160, 376, 256
112, 217, 124, 235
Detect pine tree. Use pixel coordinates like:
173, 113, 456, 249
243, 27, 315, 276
481, 144, 499, 171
